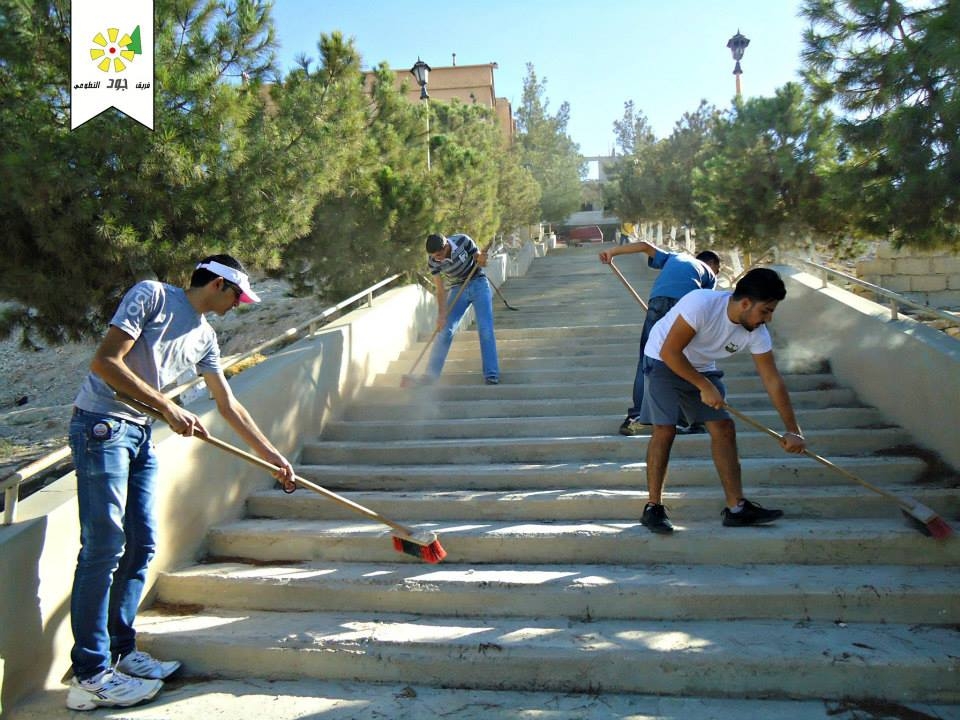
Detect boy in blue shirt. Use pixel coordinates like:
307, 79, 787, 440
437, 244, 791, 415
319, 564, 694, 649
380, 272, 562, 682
600, 242, 721, 435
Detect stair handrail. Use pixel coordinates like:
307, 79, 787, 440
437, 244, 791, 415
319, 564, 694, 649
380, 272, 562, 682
781, 254, 960, 328
0, 273, 404, 526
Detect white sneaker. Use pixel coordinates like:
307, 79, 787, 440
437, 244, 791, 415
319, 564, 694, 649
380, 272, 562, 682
65, 668, 162, 710
116, 649, 182, 679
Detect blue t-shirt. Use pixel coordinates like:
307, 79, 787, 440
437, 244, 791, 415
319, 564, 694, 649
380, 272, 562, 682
648, 250, 716, 300
74, 281, 221, 423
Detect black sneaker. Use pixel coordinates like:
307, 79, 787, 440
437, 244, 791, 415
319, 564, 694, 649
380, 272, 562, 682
619, 416, 651, 436
484, 377, 499, 385
721, 498, 784, 527
641, 502, 674, 534
676, 422, 707, 435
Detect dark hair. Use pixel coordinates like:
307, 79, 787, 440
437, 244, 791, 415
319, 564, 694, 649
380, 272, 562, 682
696, 250, 721, 268
425, 234, 446, 253
190, 254, 246, 287
732, 268, 786, 302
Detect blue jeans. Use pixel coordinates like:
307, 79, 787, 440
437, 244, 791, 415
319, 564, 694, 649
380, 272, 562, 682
427, 275, 499, 381
628, 296, 678, 417
69, 409, 158, 680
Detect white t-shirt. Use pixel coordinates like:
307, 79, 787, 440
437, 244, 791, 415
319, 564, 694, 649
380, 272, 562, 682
644, 289, 773, 372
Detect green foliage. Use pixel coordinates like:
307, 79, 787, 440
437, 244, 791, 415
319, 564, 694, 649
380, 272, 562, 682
801, 0, 960, 249
0, 0, 319, 343
692, 83, 850, 255
0, 2, 543, 345
605, 101, 719, 229
515, 64, 584, 223
278, 49, 420, 298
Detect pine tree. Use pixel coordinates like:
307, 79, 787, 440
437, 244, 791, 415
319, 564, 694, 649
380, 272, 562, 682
515, 64, 584, 224
801, 0, 960, 249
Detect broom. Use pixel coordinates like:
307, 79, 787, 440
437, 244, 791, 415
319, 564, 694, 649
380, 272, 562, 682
489, 277, 519, 311
401, 245, 488, 387
724, 403, 953, 540
608, 259, 648, 311
116, 393, 448, 563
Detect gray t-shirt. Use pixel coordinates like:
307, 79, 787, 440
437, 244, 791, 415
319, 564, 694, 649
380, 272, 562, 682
74, 281, 221, 423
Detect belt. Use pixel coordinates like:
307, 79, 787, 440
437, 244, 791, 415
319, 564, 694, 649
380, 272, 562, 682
73, 406, 153, 427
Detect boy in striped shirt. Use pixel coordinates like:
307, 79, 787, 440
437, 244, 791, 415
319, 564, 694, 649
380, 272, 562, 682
425, 233, 500, 384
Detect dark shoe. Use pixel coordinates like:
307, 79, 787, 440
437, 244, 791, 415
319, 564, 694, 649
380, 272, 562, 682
641, 502, 674, 534
721, 498, 784, 527
676, 422, 707, 435
484, 377, 499, 385
619, 416, 651, 436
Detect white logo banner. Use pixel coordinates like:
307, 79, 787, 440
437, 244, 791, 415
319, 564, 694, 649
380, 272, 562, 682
71, 0, 154, 130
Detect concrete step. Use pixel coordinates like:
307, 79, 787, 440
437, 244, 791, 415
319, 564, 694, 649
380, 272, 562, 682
15, 680, 953, 720
392, 351, 785, 373
372, 367, 842, 389
294, 455, 929, 491
248, 485, 959, 523
132, 610, 960, 702
322, 407, 889, 441
361, 375, 843, 399
83, 244, 959, 716
157, 560, 960, 624
299, 427, 912, 465
343, 387, 862, 421
206, 518, 960, 566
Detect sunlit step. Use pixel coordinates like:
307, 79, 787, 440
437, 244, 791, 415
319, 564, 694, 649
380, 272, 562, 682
207, 518, 960, 566
293, 456, 927, 491
134, 610, 960, 701
157, 560, 960, 624
322, 407, 888, 441
300, 428, 911, 465
248, 485, 959, 523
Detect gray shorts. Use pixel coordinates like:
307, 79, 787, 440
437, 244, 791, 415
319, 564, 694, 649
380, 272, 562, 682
640, 358, 731, 426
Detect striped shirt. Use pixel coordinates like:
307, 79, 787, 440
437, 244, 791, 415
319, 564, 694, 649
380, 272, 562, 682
427, 233, 485, 286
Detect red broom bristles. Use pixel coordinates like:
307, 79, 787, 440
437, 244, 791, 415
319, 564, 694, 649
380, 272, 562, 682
393, 536, 447, 564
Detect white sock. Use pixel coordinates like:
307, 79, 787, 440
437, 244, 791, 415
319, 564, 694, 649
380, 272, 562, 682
728, 500, 745, 513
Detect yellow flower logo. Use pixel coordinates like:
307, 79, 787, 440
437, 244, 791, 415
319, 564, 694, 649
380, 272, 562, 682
90, 27, 142, 72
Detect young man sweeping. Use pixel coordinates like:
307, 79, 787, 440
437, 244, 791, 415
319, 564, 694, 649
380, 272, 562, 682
599, 241, 721, 436
424, 232, 500, 385
637, 268, 807, 534
66, 254, 295, 710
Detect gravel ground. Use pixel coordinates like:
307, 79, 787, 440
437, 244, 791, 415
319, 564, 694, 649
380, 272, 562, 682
0, 278, 327, 477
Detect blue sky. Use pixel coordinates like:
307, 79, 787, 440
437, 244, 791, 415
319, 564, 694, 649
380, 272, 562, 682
270, 0, 809, 158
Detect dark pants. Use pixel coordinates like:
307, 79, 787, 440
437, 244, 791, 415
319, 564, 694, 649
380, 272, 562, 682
628, 296, 678, 418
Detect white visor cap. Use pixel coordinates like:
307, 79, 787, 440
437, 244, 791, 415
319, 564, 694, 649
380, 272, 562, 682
196, 260, 260, 303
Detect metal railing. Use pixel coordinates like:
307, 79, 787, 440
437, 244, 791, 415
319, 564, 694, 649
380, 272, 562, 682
782, 254, 960, 327
0, 273, 404, 525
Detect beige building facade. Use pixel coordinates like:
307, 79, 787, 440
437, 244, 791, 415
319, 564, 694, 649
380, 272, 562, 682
374, 61, 514, 144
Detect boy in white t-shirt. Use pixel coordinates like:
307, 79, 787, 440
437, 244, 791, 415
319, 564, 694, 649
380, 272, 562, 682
638, 268, 807, 533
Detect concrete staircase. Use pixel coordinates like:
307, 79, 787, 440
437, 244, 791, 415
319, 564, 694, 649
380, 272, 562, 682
68, 248, 960, 716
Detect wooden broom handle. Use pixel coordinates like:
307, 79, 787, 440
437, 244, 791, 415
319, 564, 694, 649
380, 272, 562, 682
115, 393, 420, 538
608, 260, 648, 311
722, 402, 903, 504
406, 261, 480, 374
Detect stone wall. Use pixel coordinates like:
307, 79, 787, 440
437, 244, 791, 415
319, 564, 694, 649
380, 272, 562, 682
856, 242, 960, 309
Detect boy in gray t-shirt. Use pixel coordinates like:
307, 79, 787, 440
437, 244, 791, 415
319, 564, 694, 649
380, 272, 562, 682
66, 254, 295, 712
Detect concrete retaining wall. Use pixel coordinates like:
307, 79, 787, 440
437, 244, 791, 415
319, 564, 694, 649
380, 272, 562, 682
774, 266, 960, 469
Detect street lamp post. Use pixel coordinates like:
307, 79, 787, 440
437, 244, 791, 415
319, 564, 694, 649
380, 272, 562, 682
410, 57, 431, 170
726, 30, 750, 97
